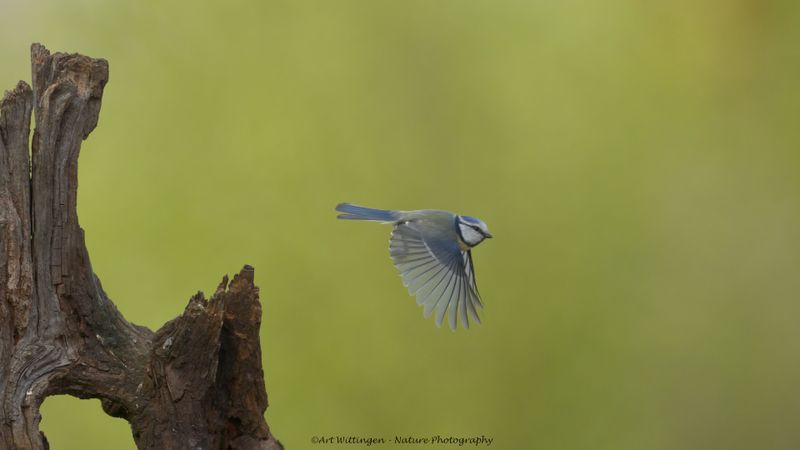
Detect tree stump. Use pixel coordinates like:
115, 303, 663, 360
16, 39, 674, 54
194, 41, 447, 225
0, 44, 282, 450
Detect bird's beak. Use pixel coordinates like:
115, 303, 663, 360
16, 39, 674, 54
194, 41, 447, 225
484, 232, 493, 239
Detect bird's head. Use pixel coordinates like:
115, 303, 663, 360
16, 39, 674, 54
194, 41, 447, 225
456, 215, 493, 247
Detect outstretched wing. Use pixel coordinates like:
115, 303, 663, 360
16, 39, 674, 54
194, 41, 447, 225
389, 222, 483, 330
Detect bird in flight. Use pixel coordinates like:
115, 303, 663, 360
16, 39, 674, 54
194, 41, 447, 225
336, 202, 492, 330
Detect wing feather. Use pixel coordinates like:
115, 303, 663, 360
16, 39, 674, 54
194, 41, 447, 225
389, 222, 483, 330
418, 266, 451, 310
435, 266, 459, 328
408, 263, 449, 296
448, 267, 462, 331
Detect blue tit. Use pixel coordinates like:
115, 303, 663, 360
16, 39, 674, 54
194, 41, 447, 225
335, 202, 492, 331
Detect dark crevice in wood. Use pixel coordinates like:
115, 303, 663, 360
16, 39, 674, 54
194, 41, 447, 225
1, 44, 281, 450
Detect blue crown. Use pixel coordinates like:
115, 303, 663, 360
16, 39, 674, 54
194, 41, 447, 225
460, 216, 482, 225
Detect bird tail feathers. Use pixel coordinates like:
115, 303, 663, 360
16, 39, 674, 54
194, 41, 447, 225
336, 203, 399, 222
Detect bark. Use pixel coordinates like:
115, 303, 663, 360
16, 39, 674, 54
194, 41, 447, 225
0, 44, 282, 450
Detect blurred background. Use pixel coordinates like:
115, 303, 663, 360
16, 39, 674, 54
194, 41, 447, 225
2, 1, 800, 449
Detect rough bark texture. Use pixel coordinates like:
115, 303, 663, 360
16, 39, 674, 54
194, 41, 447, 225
0, 44, 282, 450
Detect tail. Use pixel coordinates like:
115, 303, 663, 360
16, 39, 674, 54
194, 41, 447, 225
336, 203, 400, 222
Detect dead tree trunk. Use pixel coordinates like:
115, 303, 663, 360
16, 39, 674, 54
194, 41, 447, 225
0, 44, 282, 450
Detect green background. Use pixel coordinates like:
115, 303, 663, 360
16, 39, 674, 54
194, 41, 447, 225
2, 1, 800, 449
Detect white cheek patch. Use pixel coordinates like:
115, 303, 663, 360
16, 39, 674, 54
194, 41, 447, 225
459, 224, 484, 246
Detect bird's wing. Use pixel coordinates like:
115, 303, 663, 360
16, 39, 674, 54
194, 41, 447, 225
389, 222, 482, 330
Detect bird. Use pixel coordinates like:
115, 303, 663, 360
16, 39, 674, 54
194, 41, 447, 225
335, 202, 492, 330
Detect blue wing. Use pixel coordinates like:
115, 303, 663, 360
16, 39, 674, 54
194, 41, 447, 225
389, 222, 483, 330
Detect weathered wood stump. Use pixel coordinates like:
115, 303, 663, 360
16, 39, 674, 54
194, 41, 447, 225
0, 44, 281, 450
